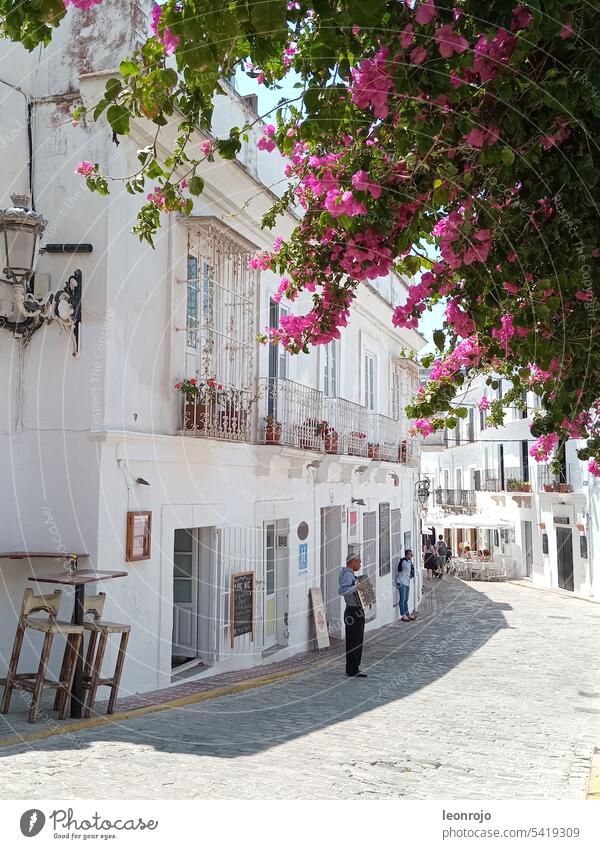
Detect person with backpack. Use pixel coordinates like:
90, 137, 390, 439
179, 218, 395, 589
436, 535, 448, 576
396, 549, 416, 621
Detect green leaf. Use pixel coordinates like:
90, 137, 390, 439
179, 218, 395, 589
106, 104, 130, 135
500, 147, 515, 166
120, 59, 140, 78
105, 78, 122, 101
433, 330, 445, 352
188, 175, 205, 196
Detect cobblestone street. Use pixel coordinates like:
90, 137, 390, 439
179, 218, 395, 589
1, 578, 599, 800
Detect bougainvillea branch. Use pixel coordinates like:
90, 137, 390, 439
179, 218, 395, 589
2, 1, 599, 471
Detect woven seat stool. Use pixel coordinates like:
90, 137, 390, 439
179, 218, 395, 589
56, 592, 130, 718
1, 588, 84, 723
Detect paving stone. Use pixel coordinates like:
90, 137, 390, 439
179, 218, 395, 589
0, 578, 599, 799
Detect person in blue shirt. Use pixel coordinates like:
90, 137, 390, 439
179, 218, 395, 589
338, 554, 367, 678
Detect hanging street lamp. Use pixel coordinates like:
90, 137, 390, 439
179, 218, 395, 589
0, 193, 82, 355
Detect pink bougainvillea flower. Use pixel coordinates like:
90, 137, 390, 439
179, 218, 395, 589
503, 281, 519, 294
435, 25, 469, 59
560, 24, 574, 39
201, 140, 213, 156
575, 290, 593, 301
478, 396, 491, 411
415, 0, 437, 25
400, 24, 414, 49
529, 433, 559, 462
589, 459, 600, 478
410, 45, 428, 65
75, 160, 94, 176
511, 5, 533, 31
150, 2, 180, 55
258, 135, 277, 153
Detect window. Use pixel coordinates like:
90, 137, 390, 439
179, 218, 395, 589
186, 255, 198, 349
391, 509, 402, 564
456, 468, 463, 490
542, 533, 549, 555
468, 408, 475, 442
580, 535, 588, 559
269, 300, 288, 380
323, 340, 338, 397
187, 222, 257, 392
364, 352, 376, 410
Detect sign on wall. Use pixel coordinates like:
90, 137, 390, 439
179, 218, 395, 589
126, 511, 152, 562
309, 587, 330, 649
348, 509, 358, 540
231, 571, 254, 647
299, 543, 308, 575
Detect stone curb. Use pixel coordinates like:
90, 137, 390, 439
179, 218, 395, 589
0, 665, 309, 751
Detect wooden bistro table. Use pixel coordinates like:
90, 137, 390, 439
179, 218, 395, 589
26, 563, 128, 719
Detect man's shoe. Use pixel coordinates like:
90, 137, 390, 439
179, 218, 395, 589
346, 672, 368, 678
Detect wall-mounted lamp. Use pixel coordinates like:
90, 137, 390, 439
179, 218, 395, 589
354, 465, 368, 474
306, 459, 322, 469
351, 497, 366, 506
415, 478, 431, 507
0, 194, 82, 355
136, 478, 150, 487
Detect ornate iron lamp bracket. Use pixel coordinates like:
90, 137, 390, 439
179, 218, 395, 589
0, 269, 82, 356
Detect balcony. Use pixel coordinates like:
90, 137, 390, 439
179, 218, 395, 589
536, 463, 574, 493
474, 467, 532, 493
435, 488, 477, 513
180, 383, 255, 442
180, 376, 420, 465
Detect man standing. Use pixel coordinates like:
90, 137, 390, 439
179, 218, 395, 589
396, 549, 416, 621
338, 554, 367, 678
436, 534, 447, 576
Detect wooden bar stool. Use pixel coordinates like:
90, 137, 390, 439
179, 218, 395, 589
56, 592, 130, 718
1, 588, 84, 723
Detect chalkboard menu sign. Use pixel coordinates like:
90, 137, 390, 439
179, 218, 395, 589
379, 502, 391, 576
231, 571, 254, 647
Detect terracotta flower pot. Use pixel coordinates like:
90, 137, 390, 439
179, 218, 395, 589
265, 424, 282, 444
324, 433, 339, 454
184, 401, 209, 431
559, 483, 572, 493
368, 443, 380, 460
543, 484, 553, 493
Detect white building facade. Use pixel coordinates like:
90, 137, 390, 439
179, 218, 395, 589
0, 1, 424, 696
422, 375, 599, 599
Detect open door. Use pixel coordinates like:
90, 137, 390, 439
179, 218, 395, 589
320, 506, 342, 635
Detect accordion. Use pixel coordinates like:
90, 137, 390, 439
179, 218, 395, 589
356, 575, 376, 609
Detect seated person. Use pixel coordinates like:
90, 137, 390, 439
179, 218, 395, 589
463, 545, 474, 560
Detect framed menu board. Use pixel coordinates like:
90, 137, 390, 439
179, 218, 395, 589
309, 587, 330, 650
126, 511, 152, 562
231, 571, 254, 647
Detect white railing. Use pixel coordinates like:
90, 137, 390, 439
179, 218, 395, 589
180, 382, 256, 442
323, 396, 370, 457
257, 377, 323, 449
180, 375, 420, 463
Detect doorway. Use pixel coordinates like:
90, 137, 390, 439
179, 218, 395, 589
172, 527, 218, 666
522, 521, 533, 578
320, 506, 342, 633
263, 521, 290, 652
556, 527, 574, 591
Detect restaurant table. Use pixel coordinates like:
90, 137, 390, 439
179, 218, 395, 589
28, 568, 128, 719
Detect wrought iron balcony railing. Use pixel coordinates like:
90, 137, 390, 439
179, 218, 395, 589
435, 488, 477, 510
180, 375, 420, 464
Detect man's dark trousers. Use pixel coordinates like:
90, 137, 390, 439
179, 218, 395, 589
344, 605, 365, 676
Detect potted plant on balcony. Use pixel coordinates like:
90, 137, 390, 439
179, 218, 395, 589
543, 482, 555, 493
506, 478, 524, 492
264, 415, 282, 445
348, 431, 367, 456
559, 482, 573, 493
317, 420, 339, 454
300, 418, 321, 450
176, 378, 203, 430
398, 440, 408, 463
368, 441, 381, 460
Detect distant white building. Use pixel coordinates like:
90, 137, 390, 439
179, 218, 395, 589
421, 373, 598, 598
0, 1, 424, 696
